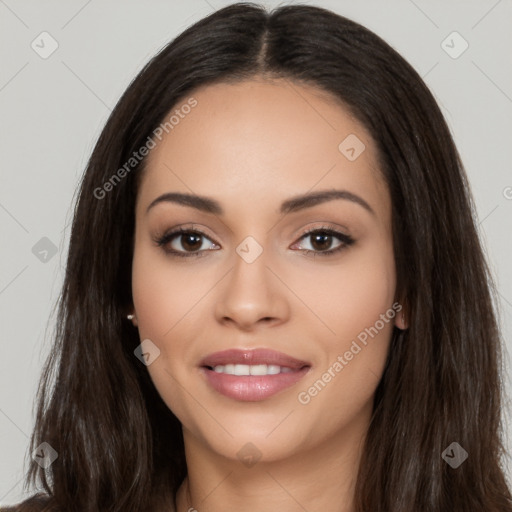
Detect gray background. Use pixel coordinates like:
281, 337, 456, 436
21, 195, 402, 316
1, 0, 511, 505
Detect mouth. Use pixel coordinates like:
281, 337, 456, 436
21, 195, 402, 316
199, 348, 311, 401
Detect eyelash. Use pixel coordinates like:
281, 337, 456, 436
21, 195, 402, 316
153, 224, 355, 259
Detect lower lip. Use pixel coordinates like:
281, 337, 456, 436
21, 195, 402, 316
200, 366, 310, 401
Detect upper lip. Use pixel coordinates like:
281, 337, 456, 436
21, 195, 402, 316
200, 348, 310, 370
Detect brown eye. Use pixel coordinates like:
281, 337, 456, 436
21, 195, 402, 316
179, 232, 203, 252
293, 227, 355, 258
155, 228, 219, 258
309, 232, 335, 251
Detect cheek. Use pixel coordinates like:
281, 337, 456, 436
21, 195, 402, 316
131, 241, 213, 342
289, 240, 396, 346
131, 245, 205, 420
296, 258, 396, 431
131, 241, 221, 371
291, 240, 396, 418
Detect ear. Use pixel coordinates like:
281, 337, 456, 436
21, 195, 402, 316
394, 302, 408, 330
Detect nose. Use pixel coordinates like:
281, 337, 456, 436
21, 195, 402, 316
214, 247, 290, 331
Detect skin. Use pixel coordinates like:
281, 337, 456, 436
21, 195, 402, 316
129, 78, 407, 512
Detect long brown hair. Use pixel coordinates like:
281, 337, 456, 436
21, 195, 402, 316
8, 3, 511, 511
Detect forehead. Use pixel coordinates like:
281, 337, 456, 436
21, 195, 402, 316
137, 78, 389, 220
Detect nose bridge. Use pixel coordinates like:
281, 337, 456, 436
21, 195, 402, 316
232, 236, 270, 291
229, 235, 272, 302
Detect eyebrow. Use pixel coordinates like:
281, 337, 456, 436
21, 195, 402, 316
145, 189, 375, 216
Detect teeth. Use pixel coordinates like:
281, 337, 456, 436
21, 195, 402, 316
249, 364, 267, 376
267, 364, 280, 375
211, 364, 295, 376
234, 364, 250, 375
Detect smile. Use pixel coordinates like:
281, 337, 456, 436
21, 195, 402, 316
199, 348, 311, 401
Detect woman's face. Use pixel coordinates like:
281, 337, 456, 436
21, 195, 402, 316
131, 78, 403, 463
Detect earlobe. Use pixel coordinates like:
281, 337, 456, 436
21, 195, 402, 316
394, 310, 408, 330
126, 312, 138, 327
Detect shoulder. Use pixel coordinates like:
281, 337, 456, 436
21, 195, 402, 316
1, 493, 54, 512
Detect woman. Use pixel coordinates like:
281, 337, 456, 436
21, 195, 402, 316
5, 2, 511, 511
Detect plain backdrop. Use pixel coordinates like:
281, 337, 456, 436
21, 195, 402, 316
1, 0, 511, 505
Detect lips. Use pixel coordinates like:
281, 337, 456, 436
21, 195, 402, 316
200, 348, 310, 370
199, 348, 311, 401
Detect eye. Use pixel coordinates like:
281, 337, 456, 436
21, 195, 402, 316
154, 227, 219, 258
291, 225, 355, 258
